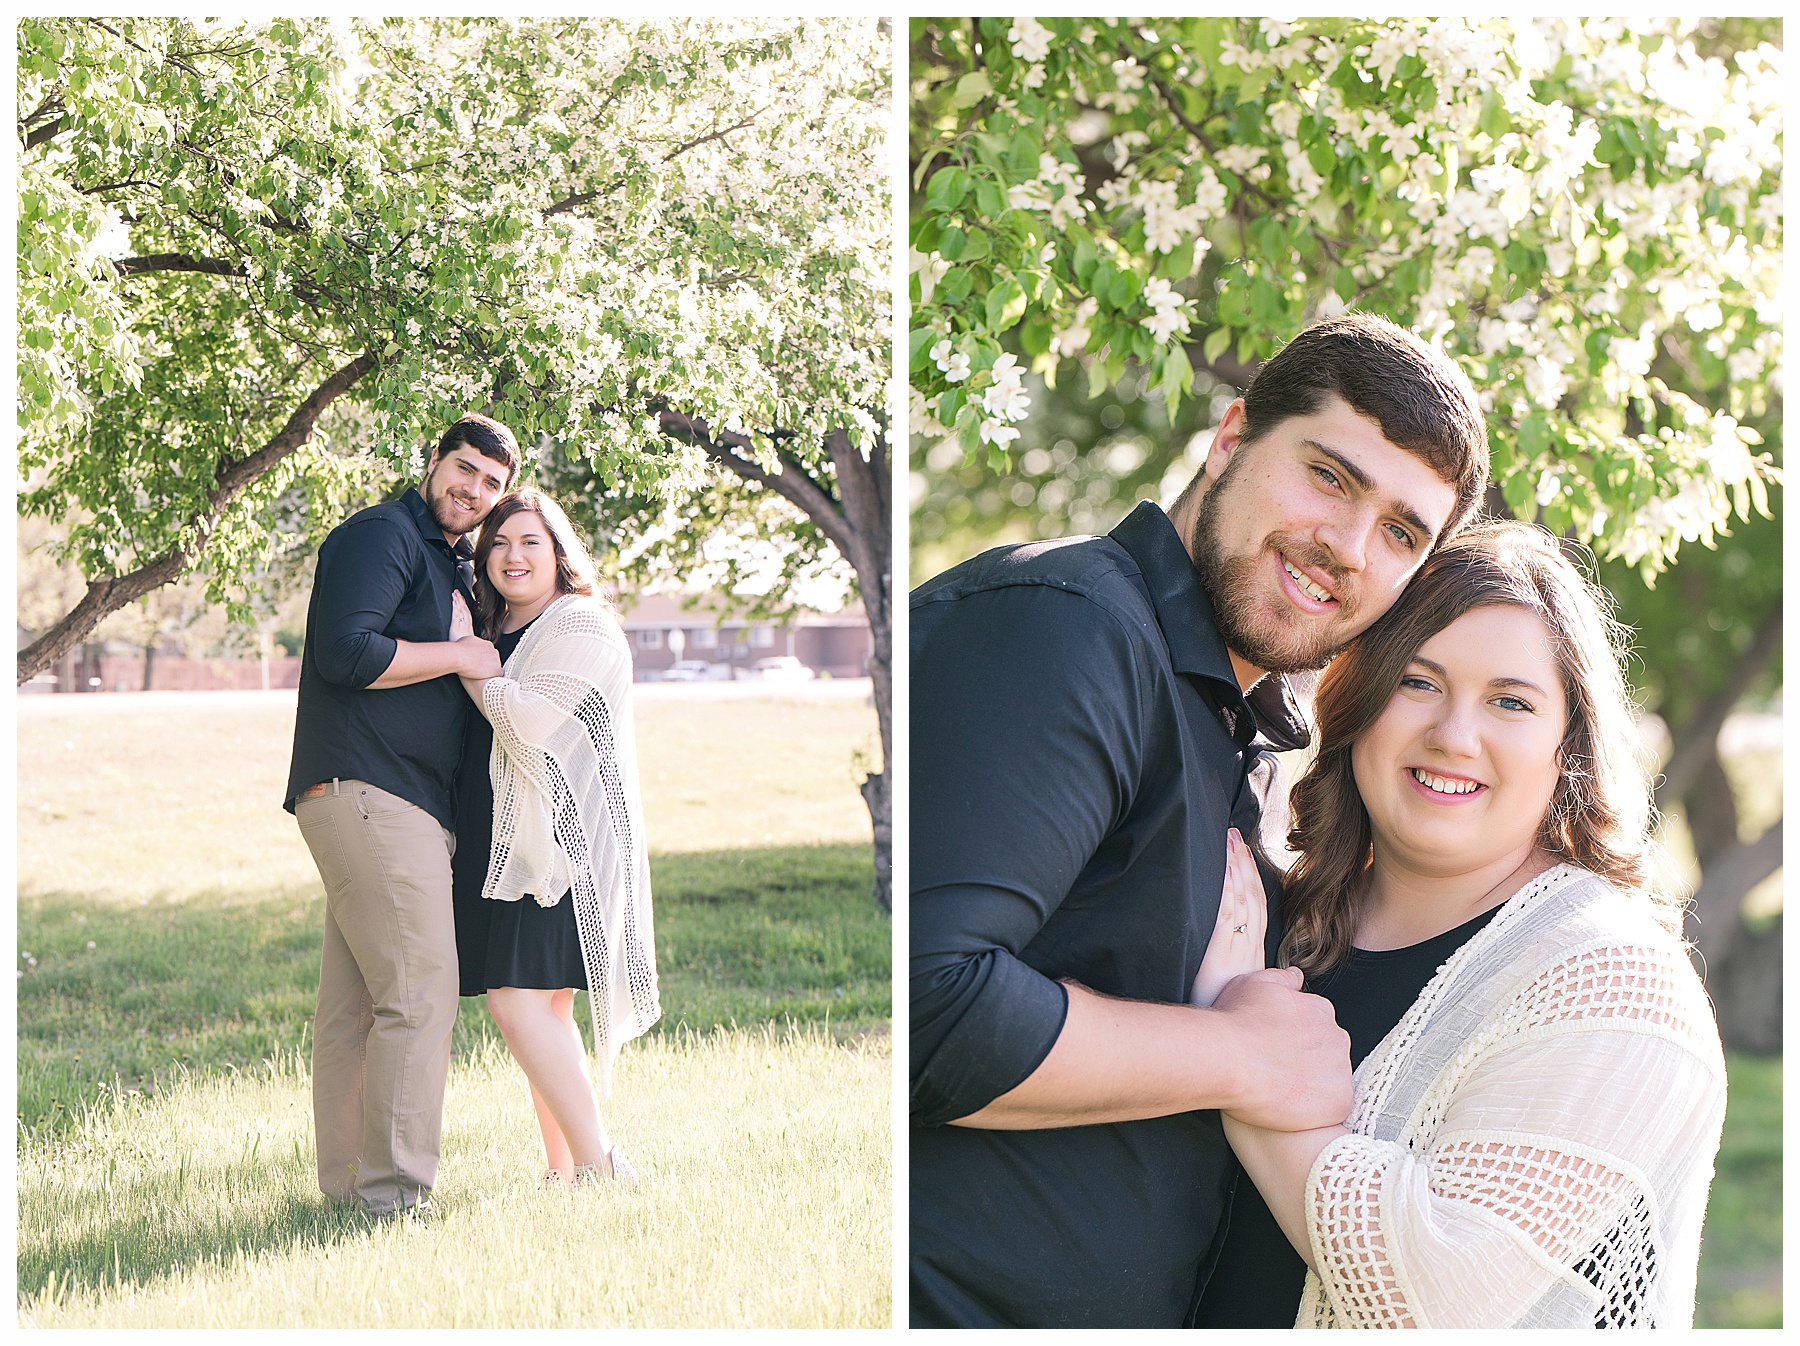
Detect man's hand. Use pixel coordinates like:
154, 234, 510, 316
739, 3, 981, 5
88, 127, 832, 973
455, 635, 502, 681
1213, 966, 1352, 1131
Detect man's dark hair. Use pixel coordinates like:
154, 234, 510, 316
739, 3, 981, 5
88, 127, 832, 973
1240, 312, 1490, 542
433, 413, 521, 486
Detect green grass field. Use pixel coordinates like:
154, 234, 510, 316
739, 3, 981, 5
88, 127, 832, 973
1695, 1053, 1782, 1328
18, 690, 891, 1328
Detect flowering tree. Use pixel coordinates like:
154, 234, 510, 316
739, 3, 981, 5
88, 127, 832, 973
911, 16, 1782, 1041
20, 16, 892, 903
910, 17, 1781, 580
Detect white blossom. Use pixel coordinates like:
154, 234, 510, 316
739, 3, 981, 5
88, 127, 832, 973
1141, 276, 1193, 343
1214, 144, 1266, 176
979, 418, 1021, 448
981, 353, 1031, 423
1009, 18, 1053, 64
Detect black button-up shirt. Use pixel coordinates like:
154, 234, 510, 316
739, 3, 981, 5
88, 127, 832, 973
284, 487, 477, 830
909, 500, 1307, 1328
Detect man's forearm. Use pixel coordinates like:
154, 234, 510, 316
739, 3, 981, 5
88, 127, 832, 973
367, 639, 474, 689
946, 968, 1353, 1133
950, 981, 1250, 1128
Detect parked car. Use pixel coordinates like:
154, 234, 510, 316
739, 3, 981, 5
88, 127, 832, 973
660, 659, 720, 682
751, 655, 815, 682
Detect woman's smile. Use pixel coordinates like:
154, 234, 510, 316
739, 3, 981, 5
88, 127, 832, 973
486, 511, 560, 622
1352, 602, 1568, 877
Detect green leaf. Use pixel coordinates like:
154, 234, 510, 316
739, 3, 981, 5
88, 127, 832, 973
926, 166, 969, 212
937, 226, 967, 260
1203, 326, 1232, 363
909, 327, 938, 371
959, 228, 991, 262
1156, 239, 1195, 280
974, 178, 1006, 219
1020, 314, 1053, 358
1160, 343, 1193, 415
1479, 88, 1510, 141
1072, 234, 1099, 287
952, 71, 993, 108
1006, 130, 1039, 182
985, 279, 1027, 332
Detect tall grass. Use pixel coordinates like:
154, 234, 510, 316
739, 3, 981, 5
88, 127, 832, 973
18, 691, 891, 1327
21, 1030, 888, 1328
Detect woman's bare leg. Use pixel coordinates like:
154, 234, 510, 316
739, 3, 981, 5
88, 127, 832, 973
488, 986, 611, 1171
527, 1077, 574, 1178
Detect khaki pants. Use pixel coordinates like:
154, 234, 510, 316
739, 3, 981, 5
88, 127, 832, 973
297, 779, 457, 1214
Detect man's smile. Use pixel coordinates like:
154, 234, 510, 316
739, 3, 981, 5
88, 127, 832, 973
1279, 553, 1337, 607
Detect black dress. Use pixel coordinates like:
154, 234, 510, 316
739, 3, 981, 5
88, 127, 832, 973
1192, 905, 1502, 1328
452, 616, 589, 996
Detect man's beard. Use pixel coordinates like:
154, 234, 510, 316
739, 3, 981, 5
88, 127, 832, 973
422, 467, 485, 537
1190, 464, 1354, 675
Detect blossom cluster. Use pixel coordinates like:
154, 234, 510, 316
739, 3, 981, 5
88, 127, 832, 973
911, 16, 1780, 574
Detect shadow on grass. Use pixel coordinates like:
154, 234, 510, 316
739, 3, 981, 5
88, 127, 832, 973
19, 1166, 377, 1307
18, 843, 888, 1141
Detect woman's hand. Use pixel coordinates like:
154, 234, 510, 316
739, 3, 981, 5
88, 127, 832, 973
449, 588, 475, 642
1191, 828, 1268, 1007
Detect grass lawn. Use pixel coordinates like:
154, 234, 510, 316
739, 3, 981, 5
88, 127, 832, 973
18, 689, 891, 1328
1695, 1053, 1782, 1328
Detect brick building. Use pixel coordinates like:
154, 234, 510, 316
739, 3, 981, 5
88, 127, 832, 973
615, 593, 871, 682
20, 593, 872, 692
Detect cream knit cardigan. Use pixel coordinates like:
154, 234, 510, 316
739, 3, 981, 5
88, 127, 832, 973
481, 593, 661, 1098
1296, 864, 1726, 1329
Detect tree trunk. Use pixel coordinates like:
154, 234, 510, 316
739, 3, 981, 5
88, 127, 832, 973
1682, 747, 1742, 868
1709, 913, 1782, 1054
1685, 815, 1782, 969
17, 351, 375, 685
828, 428, 892, 912
663, 412, 893, 911
1654, 609, 1782, 812
142, 642, 156, 692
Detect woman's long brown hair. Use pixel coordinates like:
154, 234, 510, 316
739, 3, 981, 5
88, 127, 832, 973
470, 488, 602, 639
1279, 520, 1673, 977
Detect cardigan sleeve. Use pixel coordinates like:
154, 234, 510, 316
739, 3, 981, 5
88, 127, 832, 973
1301, 937, 1727, 1329
480, 603, 631, 802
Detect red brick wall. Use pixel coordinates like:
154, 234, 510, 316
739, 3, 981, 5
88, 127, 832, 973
73, 654, 303, 693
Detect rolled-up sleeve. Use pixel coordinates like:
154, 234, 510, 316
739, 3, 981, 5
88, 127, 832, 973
910, 583, 1147, 1126
309, 517, 411, 687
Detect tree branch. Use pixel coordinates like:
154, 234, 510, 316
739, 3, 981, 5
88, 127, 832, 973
18, 350, 377, 684
664, 115, 759, 161
653, 410, 858, 562
115, 253, 249, 278
1654, 608, 1783, 810
1685, 817, 1782, 969
23, 113, 68, 153
544, 113, 762, 217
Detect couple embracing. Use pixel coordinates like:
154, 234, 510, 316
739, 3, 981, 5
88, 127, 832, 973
911, 314, 1727, 1328
283, 414, 660, 1219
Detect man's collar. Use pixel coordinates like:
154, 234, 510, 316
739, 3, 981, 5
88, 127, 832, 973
401, 485, 474, 557
1109, 500, 1241, 693
1108, 501, 1312, 751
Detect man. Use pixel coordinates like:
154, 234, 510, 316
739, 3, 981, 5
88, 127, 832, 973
910, 313, 1491, 1326
284, 413, 520, 1217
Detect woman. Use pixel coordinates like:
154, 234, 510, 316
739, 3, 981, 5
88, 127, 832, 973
1192, 520, 1725, 1328
449, 487, 660, 1186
